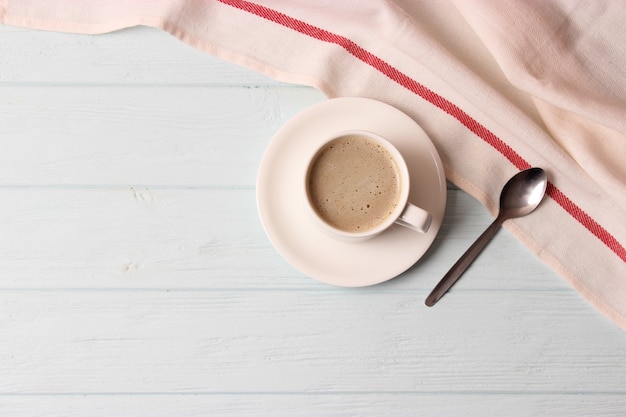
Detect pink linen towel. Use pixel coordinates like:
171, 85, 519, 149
1, 0, 625, 330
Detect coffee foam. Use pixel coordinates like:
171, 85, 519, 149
307, 135, 402, 233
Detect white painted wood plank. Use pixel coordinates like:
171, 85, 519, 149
0, 393, 624, 417
0, 291, 623, 394
0, 25, 281, 86
0, 187, 565, 291
0, 85, 325, 186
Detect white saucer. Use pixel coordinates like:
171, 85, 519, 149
256, 97, 446, 287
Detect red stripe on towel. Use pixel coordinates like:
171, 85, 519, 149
217, 0, 626, 263
547, 183, 626, 262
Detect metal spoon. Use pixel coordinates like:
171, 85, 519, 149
425, 167, 547, 307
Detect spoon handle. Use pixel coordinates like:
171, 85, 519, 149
425, 216, 503, 307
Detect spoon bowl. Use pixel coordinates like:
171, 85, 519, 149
499, 167, 547, 219
425, 167, 547, 307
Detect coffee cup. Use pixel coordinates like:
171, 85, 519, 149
304, 130, 432, 241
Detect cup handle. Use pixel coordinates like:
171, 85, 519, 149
395, 203, 432, 233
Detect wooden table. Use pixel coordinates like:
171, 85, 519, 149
1, 25, 625, 416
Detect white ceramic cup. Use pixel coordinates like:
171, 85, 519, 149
303, 130, 432, 241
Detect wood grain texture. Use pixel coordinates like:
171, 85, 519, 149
0, 86, 324, 186
0, 188, 561, 291
0, 24, 625, 416
0, 394, 624, 417
0, 25, 278, 86
0, 290, 623, 393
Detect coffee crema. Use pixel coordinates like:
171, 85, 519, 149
307, 135, 402, 233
